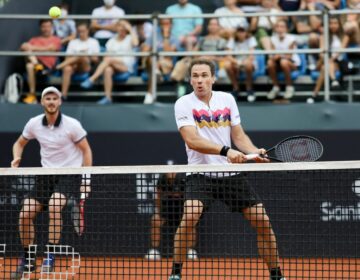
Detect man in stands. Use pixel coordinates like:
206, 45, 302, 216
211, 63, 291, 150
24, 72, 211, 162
165, 0, 203, 51
20, 19, 61, 104
91, 0, 125, 47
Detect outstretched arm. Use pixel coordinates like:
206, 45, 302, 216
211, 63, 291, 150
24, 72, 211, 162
11, 135, 29, 167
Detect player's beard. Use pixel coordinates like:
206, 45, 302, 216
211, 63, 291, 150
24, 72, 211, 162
44, 104, 60, 115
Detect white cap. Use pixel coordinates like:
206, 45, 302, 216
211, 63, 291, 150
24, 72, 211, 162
41, 86, 62, 99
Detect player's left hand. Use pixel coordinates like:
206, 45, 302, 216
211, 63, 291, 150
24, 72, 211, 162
253, 148, 270, 163
227, 149, 247, 163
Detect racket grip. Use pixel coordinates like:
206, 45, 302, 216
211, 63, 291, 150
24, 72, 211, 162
80, 193, 86, 200
245, 154, 260, 160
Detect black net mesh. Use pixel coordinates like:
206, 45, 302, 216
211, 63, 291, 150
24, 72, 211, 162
0, 163, 359, 279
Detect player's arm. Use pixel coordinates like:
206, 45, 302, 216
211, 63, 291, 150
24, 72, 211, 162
11, 135, 29, 168
180, 126, 225, 154
91, 20, 117, 32
29, 43, 59, 52
179, 125, 247, 163
76, 137, 93, 167
231, 125, 269, 163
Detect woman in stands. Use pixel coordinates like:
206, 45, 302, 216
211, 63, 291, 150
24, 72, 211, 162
224, 23, 257, 102
267, 19, 300, 100
80, 20, 139, 104
308, 16, 344, 103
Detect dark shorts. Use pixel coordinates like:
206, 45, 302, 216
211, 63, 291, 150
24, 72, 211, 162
160, 197, 184, 225
185, 173, 261, 212
23, 175, 81, 206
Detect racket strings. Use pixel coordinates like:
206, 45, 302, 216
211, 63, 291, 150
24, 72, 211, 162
276, 138, 323, 162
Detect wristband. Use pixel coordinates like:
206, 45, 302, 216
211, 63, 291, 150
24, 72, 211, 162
220, 146, 230, 157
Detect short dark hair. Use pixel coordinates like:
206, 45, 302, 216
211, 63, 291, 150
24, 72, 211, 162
76, 20, 90, 29
39, 19, 53, 26
189, 59, 216, 77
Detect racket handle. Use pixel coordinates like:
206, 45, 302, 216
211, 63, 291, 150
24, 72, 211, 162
245, 154, 259, 160
80, 193, 86, 200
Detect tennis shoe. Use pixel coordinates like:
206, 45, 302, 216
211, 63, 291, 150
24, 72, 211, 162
246, 90, 256, 102
187, 248, 198, 260
331, 80, 340, 89
284, 86, 295, 99
144, 93, 154, 104
97, 96, 112, 105
41, 253, 55, 273
80, 78, 93, 89
10, 257, 36, 279
23, 93, 37, 104
144, 248, 161, 261
168, 275, 181, 280
270, 276, 287, 280
268, 86, 280, 100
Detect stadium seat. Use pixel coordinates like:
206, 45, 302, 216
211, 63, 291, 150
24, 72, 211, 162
72, 72, 90, 82
310, 70, 341, 81
113, 71, 132, 83
141, 71, 171, 82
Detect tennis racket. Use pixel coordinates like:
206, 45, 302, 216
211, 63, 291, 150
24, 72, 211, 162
245, 135, 323, 162
71, 193, 86, 236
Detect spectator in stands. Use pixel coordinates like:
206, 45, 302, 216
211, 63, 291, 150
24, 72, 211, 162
225, 23, 257, 102
132, 19, 153, 47
267, 19, 301, 100
236, 0, 263, 12
293, 0, 323, 49
308, 16, 344, 103
91, 0, 125, 47
171, 18, 227, 97
81, 20, 139, 104
53, 2, 76, 48
278, 0, 301, 11
165, 0, 204, 51
214, 0, 248, 39
343, 0, 360, 48
194, 18, 227, 62
20, 19, 62, 104
55, 22, 101, 100
250, 0, 284, 50
142, 18, 178, 104
313, 0, 341, 10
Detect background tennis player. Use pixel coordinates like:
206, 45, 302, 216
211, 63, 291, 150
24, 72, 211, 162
145, 162, 198, 261
10, 86, 92, 279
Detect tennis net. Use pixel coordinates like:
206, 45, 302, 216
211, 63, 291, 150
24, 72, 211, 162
0, 161, 360, 279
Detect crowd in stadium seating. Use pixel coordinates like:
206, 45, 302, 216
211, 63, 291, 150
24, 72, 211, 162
19, 0, 360, 104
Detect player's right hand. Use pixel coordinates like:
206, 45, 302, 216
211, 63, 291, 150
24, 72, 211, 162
11, 157, 21, 168
226, 149, 247, 163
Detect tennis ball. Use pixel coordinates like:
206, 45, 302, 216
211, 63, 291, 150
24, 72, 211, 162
49, 6, 61, 19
